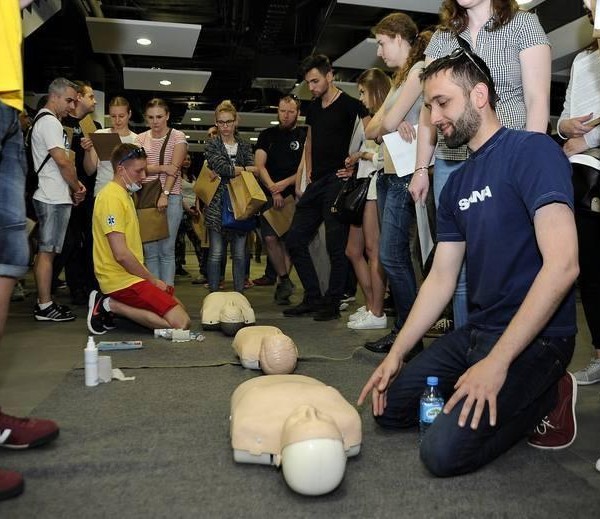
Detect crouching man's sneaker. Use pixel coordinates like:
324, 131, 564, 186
87, 290, 110, 335
0, 409, 60, 450
0, 468, 23, 501
528, 372, 577, 450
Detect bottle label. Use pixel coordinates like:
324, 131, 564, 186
420, 401, 443, 424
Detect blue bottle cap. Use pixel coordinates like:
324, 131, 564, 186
427, 376, 438, 386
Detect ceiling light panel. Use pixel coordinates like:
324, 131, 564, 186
123, 68, 211, 93
86, 18, 202, 58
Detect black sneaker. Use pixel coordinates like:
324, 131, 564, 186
275, 278, 294, 305
364, 331, 397, 353
283, 298, 321, 317
313, 303, 341, 321
87, 290, 108, 335
103, 311, 117, 331
34, 302, 75, 322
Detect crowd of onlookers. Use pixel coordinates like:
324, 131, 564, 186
2, 0, 600, 502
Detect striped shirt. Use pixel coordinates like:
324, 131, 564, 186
135, 129, 188, 194
426, 10, 549, 161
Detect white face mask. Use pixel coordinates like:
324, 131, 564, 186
123, 170, 142, 193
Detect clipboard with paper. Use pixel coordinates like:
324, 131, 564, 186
89, 132, 122, 161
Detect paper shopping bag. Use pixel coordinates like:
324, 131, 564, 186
193, 163, 221, 205
228, 170, 267, 220
263, 195, 296, 237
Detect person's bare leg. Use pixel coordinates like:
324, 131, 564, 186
33, 251, 55, 304
264, 235, 288, 278
363, 201, 385, 317
0, 277, 17, 340
345, 224, 372, 310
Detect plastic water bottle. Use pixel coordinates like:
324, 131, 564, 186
84, 336, 99, 387
419, 376, 444, 442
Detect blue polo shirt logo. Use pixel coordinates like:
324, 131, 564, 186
459, 185, 492, 211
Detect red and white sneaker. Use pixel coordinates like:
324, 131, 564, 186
528, 372, 577, 450
0, 409, 59, 450
0, 468, 24, 501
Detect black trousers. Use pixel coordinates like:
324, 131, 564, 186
285, 175, 349, 303
576, 210, 600, 348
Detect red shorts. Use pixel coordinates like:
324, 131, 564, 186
108, 281, 178, 317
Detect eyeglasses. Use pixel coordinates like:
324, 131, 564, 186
118, 147, 147, 165
448, 47, 493, 86
216, 119, 235, 127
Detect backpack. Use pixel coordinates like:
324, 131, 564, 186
24, 110, 54, 197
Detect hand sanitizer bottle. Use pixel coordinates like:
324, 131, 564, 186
85, 336, 99, 387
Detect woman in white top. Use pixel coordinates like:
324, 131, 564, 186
344, 68, 390, 330
84, 96, 137, 197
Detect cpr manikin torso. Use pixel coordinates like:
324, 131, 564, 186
230, 375, 362, 495
200, 292, 255, 336
232, 326, 298, 373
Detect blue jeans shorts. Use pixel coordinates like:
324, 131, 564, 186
0, 103, 29, 278
33, 200, 72, 253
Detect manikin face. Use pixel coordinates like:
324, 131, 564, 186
119, 157, 147, 187
215, 110, 237, 138
109, 105, 131, 131
277, 100, 299, 129
424, 69, 482, 149
145, 106, 169, 133
77, 86, 97, 115
375, 33, 406, 69
304, 68, 331, 99
54, 86, 77, 119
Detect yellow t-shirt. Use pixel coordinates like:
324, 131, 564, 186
93, 181, 145, 294
0, 1, 24, 112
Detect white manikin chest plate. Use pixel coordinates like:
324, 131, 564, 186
230, 375, 362, 465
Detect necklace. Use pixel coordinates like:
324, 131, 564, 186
322, 88, 341, 109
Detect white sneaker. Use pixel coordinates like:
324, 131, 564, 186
348, 306, 367, 322
348, 311, 387, 330
573, 358, 600, 385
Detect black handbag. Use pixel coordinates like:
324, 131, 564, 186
331, 173, 374, 225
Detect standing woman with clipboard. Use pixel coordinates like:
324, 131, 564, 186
83, 96, 138, 197
135, 98, 188, 288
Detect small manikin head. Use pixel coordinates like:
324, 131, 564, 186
259, 334, 298, 374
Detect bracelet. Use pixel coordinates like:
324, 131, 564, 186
414, 166, 428, 176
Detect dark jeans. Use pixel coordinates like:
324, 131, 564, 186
175, 212, 204, 271
576, 210, 600, 348
377, 173, 416, 332
285, 175, 349, 302
377, 326, 574, 476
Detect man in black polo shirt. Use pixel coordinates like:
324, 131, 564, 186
284, 54, 370, 321
255, 95, 307, 305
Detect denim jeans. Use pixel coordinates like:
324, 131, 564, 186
376, 173, 416, 332
433, 158, 468, 328
143, 194, 183, 286
208, 229, 246, 293
0, 104, 29, 278
376, 326, 574, 476
285, 175, 349, 302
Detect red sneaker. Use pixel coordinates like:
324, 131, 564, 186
0, 468, 24, 501
528, 372, 577, 450
0, 409, 59, 450
252, 275, 275, 286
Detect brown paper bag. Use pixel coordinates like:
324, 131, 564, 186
262, 195, 296, 237
193, 163, 221, 205
134, 178, 169, 242
228, 170, 267, 220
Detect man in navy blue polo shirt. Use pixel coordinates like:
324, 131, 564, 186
359, 48, 578, 476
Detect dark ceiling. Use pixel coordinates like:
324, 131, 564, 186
23, 0, 585, 128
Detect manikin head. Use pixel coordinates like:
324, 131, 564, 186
259, 334, 298, 374
421, 48, 497, 149
280, 405, 346, 496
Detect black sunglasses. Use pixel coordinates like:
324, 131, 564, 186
448, 47, 494, 86
118, 147, 147, 165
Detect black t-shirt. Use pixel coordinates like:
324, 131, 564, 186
305, 91, 368, 181
62, 114, 102, 192
255, 125, 307, 198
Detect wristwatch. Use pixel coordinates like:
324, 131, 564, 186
162, 189, 170, 196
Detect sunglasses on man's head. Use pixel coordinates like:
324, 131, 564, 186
448, 47, 494, 86
118, 147, 147, 165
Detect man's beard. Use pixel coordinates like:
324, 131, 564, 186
278, 117, 297, 130
444, 101, 481, 149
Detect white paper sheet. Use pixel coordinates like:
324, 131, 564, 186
570, 50, 600, 119
415, 202, 434, 263
382, 127, 421, 177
